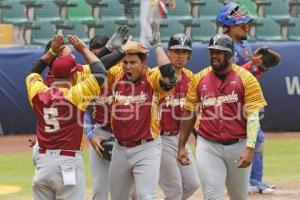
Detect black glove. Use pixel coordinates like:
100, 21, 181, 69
100, 136, 115, 161
254, 47, 281, 71
105, 25, 129, 51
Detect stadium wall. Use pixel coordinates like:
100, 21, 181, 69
0, 42, 299, 134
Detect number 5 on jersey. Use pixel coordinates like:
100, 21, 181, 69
44, 108, 60, 133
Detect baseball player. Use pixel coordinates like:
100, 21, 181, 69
108, 22, 176, 200
85, 28, 146, 200
217, 2, 276, 194
157, 33, 200, 200
85, 34, 112, 200
26, 34, 107, 200
178, 34, 267, 199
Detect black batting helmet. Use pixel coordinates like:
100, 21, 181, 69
208, 34, 234, 56
168, 33, 192, 51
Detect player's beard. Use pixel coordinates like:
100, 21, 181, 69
211, 58, 231, 73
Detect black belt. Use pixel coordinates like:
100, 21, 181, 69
161, 131, 178, 136
217, 138, 244, 146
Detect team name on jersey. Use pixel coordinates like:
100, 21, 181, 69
114, 91, 148, 105
94, 95, 114, 105
201, 91, 239, 107
165, 96, 185, 108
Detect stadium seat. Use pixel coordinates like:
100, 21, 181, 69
253, 0, 271, 17
95, 21, 118, 37
120, 0, 140, 19
60, 21, 89, 43
0, 0, 11, 23
31, 21, 55, 45
256, 18, 285, 41
98, 0, 127, 22
67, 0, 94, 22
34, 0, 63, 23
167, 0, 192, 20
1, 0, 31, 24
198, 0, 223, 20
190, 18, 216, 42
288, 18, 300, 41
264, 0, 291, 21
160, 19, 184, 42
53, 0, 77, 19
286, 0, 299, 17
127, 19, 141, 40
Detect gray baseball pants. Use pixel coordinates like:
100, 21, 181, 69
32, 150, 84, 200
109, 136, 162, 200
196, 136, 251, 200
159, 135, 200, 200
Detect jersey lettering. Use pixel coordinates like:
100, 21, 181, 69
43, 108, 60, 133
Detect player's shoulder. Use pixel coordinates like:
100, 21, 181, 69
194, 66, 213, 81
232, 64, 259, 87
182, 67, 194, 79
26, 73, 43, 84
232, 64, 257, 80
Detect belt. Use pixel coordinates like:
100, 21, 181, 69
161, 131, 178, 136
39, 148, 76, 157
217, 138, 244, 146
118, 138, 154, 148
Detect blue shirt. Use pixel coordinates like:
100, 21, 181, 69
233, 40, 253, 66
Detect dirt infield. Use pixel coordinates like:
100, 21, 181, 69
1, 132, 300, 199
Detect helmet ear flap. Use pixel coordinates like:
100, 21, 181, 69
225, 51, 233, 59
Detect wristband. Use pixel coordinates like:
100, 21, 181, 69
49, 48, 58, 57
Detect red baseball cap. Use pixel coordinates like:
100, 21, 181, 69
51, 54, 83, 78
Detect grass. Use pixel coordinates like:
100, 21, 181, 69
263, 139, 300, 182
0, 138, 300, 199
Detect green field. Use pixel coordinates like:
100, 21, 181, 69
0, 138, 300, 200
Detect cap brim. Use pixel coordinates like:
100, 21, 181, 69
208, 45, 232, 52
169, 45, 192, 51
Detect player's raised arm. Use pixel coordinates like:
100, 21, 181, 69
68, 35, 107, 85
149, 21, 176, 90
100, 36, 148, 70
27, 34, 64, 75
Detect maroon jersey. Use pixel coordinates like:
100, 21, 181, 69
185, 65, 267, 141
159, 68, 193, 133
26, 73, 100, 150
93, 87, 113, 132
110, 69, 164, 143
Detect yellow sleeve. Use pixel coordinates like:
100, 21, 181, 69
184, 74, 199, 112
147, 67, 175, 97
234, 65, 267, 116
182, 68, 194, 80
184, 67, 211, 111
66, 74, 101, 111
76, 64, 91, 83
107, 63, 123, 89
246, 111, 260, 148
25, 73, 48, 106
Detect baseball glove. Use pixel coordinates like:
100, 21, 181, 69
100, 137, 115, 161
254, 47, 281, 71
